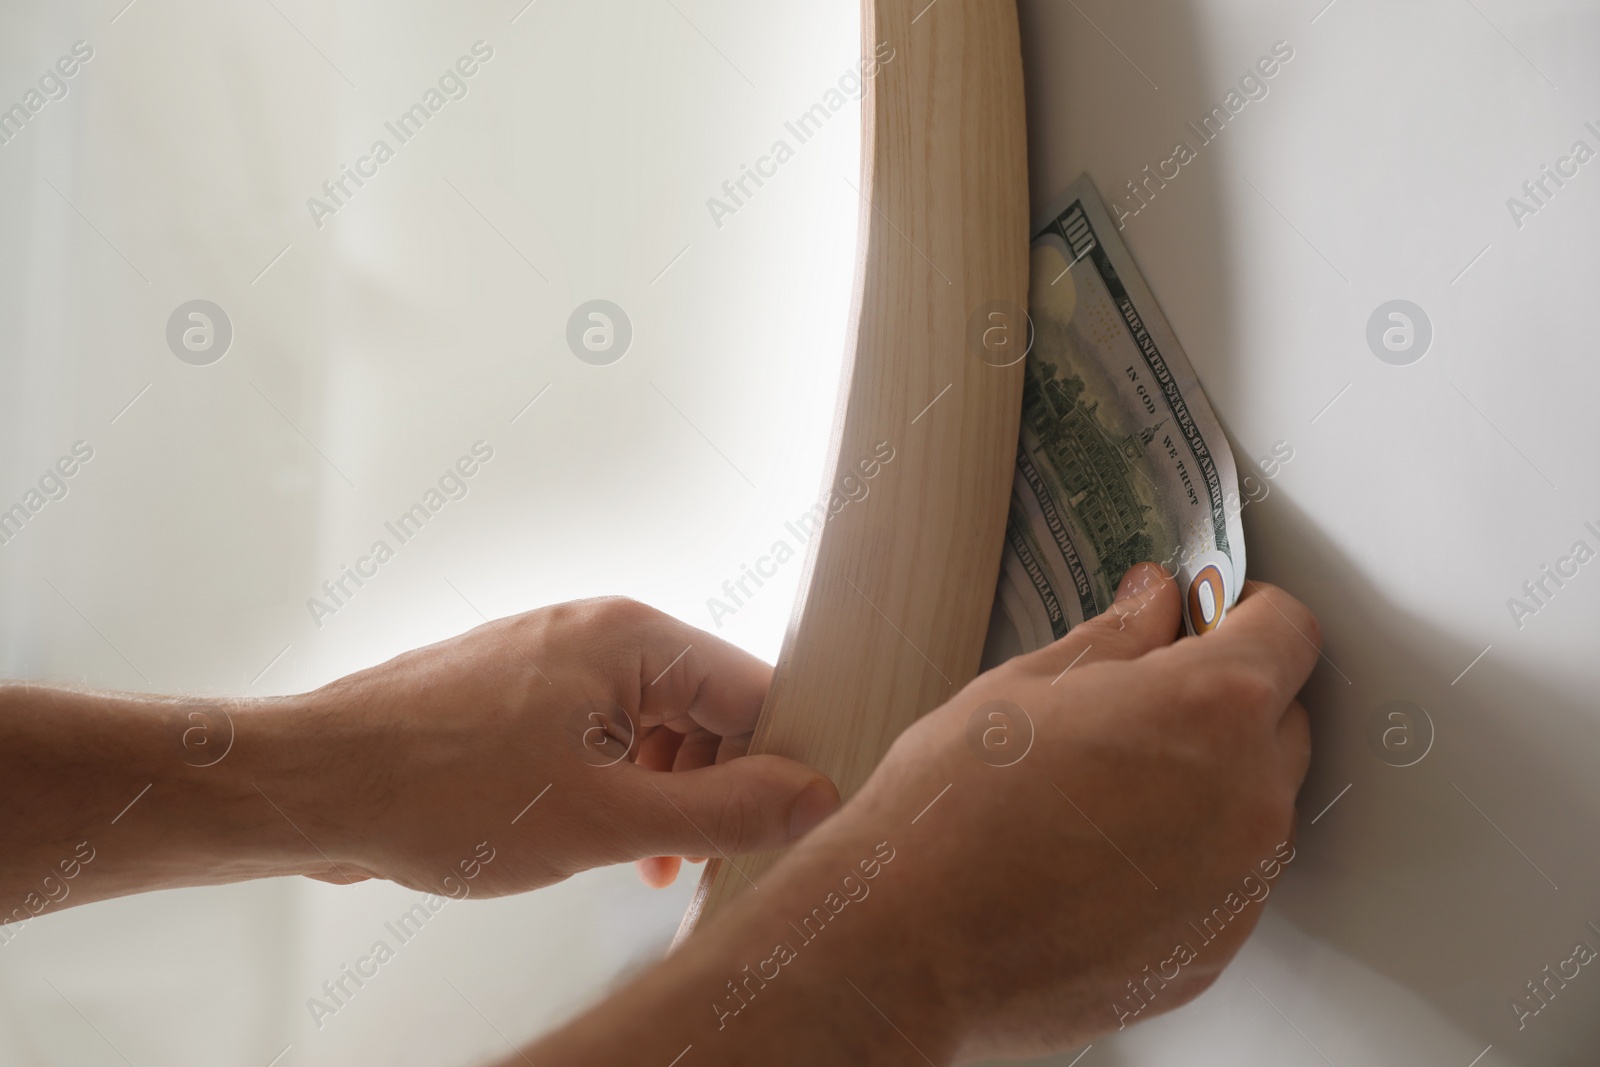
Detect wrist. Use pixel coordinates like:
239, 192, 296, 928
141, 688, 367, 885
0, 684, 372, 908
527, 820, 962, 1066
735, 825, 961, 1061
220, 683, 388, 882
95, 685, 384, 887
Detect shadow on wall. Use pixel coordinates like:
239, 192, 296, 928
1004, 1, 1600, 1065
1255, 490, 1600, 1067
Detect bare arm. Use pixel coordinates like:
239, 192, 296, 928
0, 685, 349, 917
0, 598, 841, 929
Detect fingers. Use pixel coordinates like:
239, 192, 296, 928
634, 854, 712, 888
1190, 580, 1322, 717
635, 856, 682, 888
634, 855, 709, 888
634, 723, 685, 772
631, 612, 773, 738
621, 755, 840, 862
672, 728, 725, 771
1021, 562, 1183, 677
634, 723, 742, 774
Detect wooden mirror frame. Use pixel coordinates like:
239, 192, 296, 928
677, 0, 1028, 940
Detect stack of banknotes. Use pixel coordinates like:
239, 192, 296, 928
983, 175, 1246, 666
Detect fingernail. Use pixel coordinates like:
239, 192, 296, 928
789, 779, 840, 839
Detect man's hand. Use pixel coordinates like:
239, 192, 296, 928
312, 596, 840, 895
526, 564, 1320, 1064
0, 598, 840, 916
0, 566, 1320, 1064
816, 563, 1317, 1059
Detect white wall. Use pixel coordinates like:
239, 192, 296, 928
5, 1, 1599, 1065
0, 1, 859, 1063
1011, 1, 1599, 1065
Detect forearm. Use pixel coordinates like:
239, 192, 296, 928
0, 597, 851, 922
522, 823, 959, 1066
0, 683, 365, 920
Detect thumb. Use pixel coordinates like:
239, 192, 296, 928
624, 755, 841, 861
1091, 560, 1184, 652
1023, 561, 1183, 676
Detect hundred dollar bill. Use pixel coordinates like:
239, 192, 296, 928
982, 174, 1246, 666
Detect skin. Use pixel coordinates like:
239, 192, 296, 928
0, 598, 840, 914
522, 564, 1318, 1064
0, 563, 1319, 1065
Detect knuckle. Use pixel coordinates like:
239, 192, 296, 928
519, 600, 578, 638
1254, 583, 1320, 646
1235, 671, 1279, 715
549, 597, 662, 652
1196, 661, 1277, 715
1030, 619, 1135, 673
588, 596, 656, 628
1162, 659, 1221, 715
1089, 601, 1143, 638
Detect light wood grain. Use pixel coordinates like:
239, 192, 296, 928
675, 0, 1029, 940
